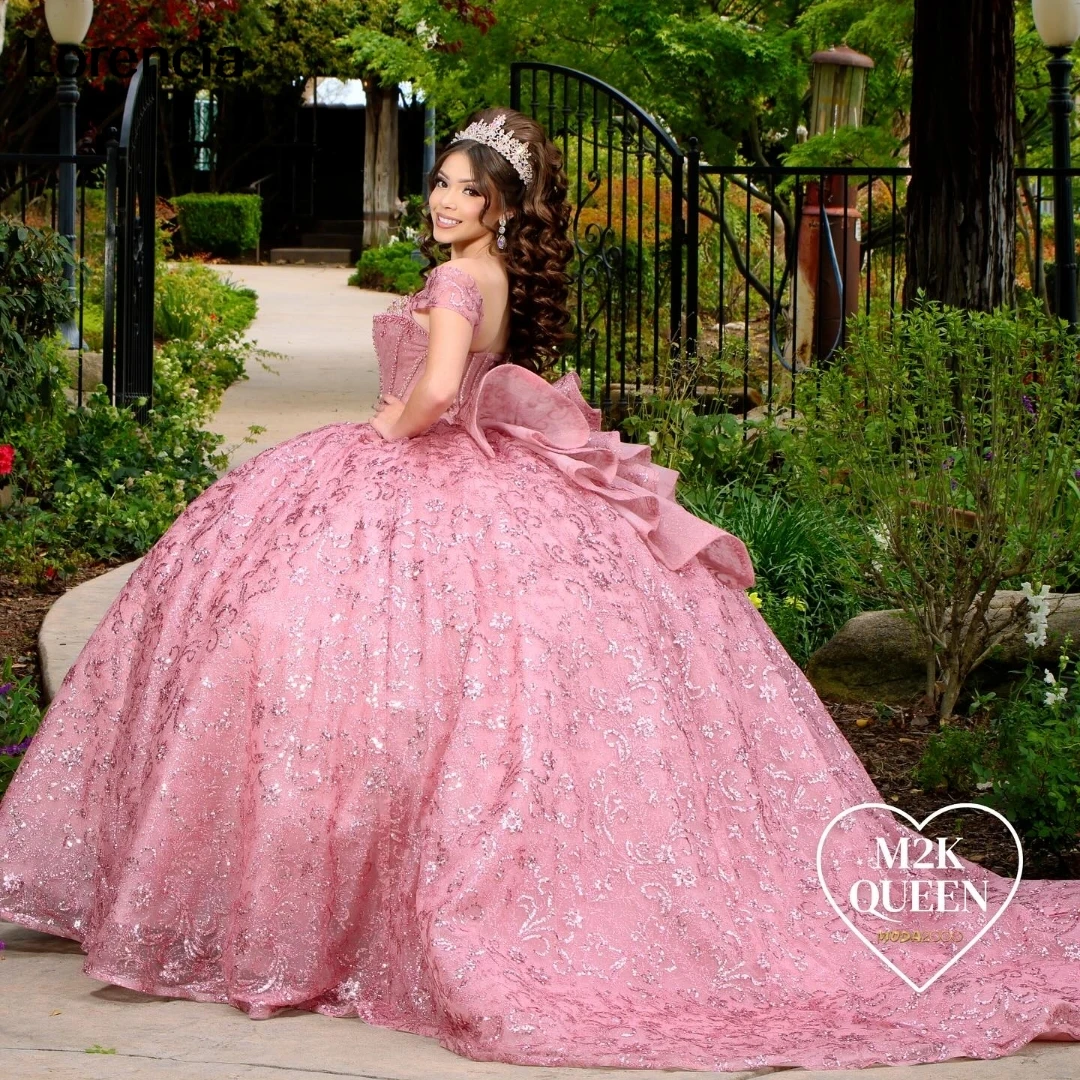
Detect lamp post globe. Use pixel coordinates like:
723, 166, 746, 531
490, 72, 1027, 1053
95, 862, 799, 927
45, 0, 94, 349
44, 0, 94, 43
1033, 0, 1080, 331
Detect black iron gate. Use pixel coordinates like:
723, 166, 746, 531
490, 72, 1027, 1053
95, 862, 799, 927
510, 62, 687, 411
103, 55, 160, 424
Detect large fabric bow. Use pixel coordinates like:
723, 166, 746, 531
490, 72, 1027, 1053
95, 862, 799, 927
459, 365, 755, 590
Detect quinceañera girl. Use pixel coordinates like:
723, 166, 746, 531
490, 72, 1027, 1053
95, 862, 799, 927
1, 108, 1078, 1072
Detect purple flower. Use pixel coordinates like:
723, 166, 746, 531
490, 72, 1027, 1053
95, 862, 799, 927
950, 478, 958, 491
1075, 468, 1080, 481
0, 736, 31, 757
984, 450, 994, 461
942, 455, 955, 471
0, 682, 12, 697
1022, 394, 1036, 414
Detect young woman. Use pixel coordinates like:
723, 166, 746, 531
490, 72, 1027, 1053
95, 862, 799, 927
1, 107, 1077, 1072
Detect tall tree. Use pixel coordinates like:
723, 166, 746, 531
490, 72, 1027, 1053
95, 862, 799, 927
903, 0, 1016, 310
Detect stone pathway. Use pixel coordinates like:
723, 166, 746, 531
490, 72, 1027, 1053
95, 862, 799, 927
6, 266, 1080, 1079
203, 263, 382, 472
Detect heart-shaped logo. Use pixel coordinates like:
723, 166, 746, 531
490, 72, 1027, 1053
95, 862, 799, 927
816, 801, 1023, 993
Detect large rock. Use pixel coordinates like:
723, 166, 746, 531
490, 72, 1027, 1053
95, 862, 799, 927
805, 591, 1080, 705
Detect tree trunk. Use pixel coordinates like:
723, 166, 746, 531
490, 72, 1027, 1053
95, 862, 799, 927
0, 2, 8, 56
903, 0, 1016, 311
362, 75, 399, 249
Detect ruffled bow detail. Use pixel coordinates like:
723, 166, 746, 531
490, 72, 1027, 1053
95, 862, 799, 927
460, 366, 755, 589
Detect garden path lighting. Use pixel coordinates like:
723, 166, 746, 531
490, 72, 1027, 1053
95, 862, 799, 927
44, 0, 94, 348
1032, 0, 1080, 330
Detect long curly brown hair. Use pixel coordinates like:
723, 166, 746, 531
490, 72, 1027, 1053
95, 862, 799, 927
416, 107, 575, 376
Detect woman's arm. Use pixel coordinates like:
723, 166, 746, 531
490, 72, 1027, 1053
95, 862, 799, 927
377, 284, 479, 439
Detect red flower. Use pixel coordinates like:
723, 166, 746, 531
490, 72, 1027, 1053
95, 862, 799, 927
43, 567, 56, 580
0, 444, 13, 475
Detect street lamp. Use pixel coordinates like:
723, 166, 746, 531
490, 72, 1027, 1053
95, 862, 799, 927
1032, 0, 1080, 330
44, 0, 95, 348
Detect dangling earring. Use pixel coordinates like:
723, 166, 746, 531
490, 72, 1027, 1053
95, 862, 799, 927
497, 215, 508, 251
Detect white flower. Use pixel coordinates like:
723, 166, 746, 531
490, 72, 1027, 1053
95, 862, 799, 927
1044, 669, 1057, 685
1045, 684, 1068, 708
647, 430, 659, 447
975, 781, 994, 791
1021, 582, 1051, 649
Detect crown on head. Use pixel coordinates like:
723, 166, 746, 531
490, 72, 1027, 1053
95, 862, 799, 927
450, 113, 534, 186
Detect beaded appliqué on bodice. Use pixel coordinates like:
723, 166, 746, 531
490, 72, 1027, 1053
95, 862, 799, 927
371, 262, 505, 426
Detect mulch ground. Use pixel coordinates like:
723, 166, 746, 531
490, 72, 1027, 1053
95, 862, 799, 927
3, 565, 1077, 881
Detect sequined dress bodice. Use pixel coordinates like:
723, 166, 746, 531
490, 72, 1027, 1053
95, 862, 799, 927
371, 263, 504, 425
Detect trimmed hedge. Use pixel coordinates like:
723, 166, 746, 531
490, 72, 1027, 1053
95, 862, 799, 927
170, 193, 262, 256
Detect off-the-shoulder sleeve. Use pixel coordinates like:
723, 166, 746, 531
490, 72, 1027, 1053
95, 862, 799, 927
414, 262, 484, 333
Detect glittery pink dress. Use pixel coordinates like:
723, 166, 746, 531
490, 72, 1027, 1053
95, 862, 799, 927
2, 261, 1078, 1072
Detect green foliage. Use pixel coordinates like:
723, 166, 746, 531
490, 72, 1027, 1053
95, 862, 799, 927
797, 299, 1080, 718
678, 480, 865, 665
915, 649, 1080, 856
349, 239, 426, 294
0, 217, 76, 424
169, 193, 262, 256
913, 722, 994, 795
0, 263, 258, 583
0, 658, 42, 801
156, 263, 258, 343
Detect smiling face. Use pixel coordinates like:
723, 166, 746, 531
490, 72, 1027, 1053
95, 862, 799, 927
429, 149, 507, 260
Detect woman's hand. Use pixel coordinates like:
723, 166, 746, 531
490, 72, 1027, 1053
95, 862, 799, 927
370, 392, 406, 441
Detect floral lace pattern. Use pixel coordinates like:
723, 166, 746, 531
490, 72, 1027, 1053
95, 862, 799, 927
1, 262, 1078, 1072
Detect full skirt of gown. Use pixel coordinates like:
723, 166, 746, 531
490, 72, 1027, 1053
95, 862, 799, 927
1, 357, 1079, 1073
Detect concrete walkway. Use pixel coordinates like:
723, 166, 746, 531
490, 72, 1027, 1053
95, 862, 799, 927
11, 266, 1080, 1079
204, 263, 383, 473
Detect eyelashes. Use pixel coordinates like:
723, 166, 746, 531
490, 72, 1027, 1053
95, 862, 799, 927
435, 178, 478, 196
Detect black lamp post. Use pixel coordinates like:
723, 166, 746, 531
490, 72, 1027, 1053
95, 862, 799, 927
1033, 0, 1080, 330
44, 0, 94, 349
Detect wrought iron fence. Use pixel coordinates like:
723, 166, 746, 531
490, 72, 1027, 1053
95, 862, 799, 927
510, 62, 686, 414
0, 56, 159, 421
108, 55, 160, 424
510, 62, 1080, 424
0, 149, 110, 404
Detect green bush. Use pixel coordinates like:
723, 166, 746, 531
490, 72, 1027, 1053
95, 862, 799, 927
0, 657, 42, 800
677, 480, 866, 665
0, 217, 75, 425
156, 263, 257, 343
169, 193, 262, 256
0, 263, 257, 583
913, 722, 994, 795
915, 650, 1080, 856
349, 239, 426, 294
977, 652, 1080, 854
796, 298, 1080, 718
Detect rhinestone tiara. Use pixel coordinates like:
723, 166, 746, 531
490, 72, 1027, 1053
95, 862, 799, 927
450, 113, 534, 185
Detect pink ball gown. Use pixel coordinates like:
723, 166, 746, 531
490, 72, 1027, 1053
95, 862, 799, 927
1, 260, 1078, 1072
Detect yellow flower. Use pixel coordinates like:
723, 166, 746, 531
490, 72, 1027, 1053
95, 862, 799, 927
748, 591, 762, 609
783, 595, 808, 612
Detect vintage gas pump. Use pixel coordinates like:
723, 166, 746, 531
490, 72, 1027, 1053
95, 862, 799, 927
787, 46, 874, 370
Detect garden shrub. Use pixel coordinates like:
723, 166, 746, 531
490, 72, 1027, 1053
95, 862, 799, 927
0, 658, 40, 800
156, 262, 257, 344
169, 193, 262, 256
0, 217, 75, 425
349, 238, 426, 294
796, 298, 1080, 718
0, 261, 257, 583
914, 651, 1080, 858
678, 479, 866, 665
